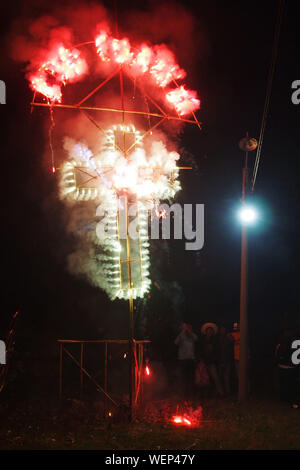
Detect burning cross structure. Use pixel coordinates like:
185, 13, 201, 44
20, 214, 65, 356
61, 122, 186, 301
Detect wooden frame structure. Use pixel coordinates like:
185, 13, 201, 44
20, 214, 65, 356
58, 339, 150, 412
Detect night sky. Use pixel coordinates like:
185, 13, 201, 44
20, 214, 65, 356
1, 0, 299, 379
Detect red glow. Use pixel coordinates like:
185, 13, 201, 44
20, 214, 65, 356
145, 365, 150, 376
133, 45, 153, 73
149, 46, 185, 88
30, 44, 87, 103
94, 30, 185, 87
29, 29, 200, 116
30, 74, 62, 103
112, 38, 133, 64
94, 30, 200, 116
183, 418, 192, 425
166, 86, 200, 116
95, 30, 111, 62
42, 45, 87, 82
173, 416, 182, 423
172, 415, 192, 426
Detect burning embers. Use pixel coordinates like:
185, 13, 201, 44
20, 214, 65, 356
171, 404, 202, 427
30, 44, 87, 102
142, 400, 202, 427
94, 29, 200, 115
172, 416, 192, 426
29, 26, 200, 116
95, 31, 185, 88
95, 28, 200, 116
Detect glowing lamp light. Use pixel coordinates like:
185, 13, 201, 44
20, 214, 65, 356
145, 365, 150, 376
238, 206, 258, 224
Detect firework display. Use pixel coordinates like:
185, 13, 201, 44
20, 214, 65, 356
25, 15, 201, 304
30, 44, 88, 102
29, 28, 200, 116
60, 124, 180, 299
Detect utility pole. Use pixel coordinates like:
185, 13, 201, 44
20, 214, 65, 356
239, 148, 249, 403
238, 134, 258, 403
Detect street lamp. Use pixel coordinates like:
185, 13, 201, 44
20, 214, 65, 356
238, 135, 258, 403
238, 206, 258, 224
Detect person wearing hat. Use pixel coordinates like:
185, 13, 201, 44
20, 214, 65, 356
200, 323, 223, 397
174, 322, 198, 400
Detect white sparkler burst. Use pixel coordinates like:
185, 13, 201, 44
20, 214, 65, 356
60, 124, 181, 300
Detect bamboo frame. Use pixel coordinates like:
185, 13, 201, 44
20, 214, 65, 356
57, 339, 150, 410
31, 101, 201, 127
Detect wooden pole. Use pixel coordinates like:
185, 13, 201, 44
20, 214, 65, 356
104, 341, 108, 413
129, 295, 134, 421
80, 342, 84, 399
239, 149, 249, 403
140, 343, 144, 404
59, 343, 63, 402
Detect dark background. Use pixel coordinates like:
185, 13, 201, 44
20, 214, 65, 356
0, 0, 299, 395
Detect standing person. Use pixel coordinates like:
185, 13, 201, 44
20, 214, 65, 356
275, 328, 299, 409
174, 322, 198, 400
218, 326, 234, 396
200, 323, 223, 397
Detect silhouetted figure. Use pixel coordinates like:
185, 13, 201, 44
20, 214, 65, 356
175, 322, 198, 400
200, 323, 223, 397
275, 328, 299, 408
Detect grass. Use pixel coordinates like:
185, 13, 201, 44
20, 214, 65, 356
0, 397, 299, 450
